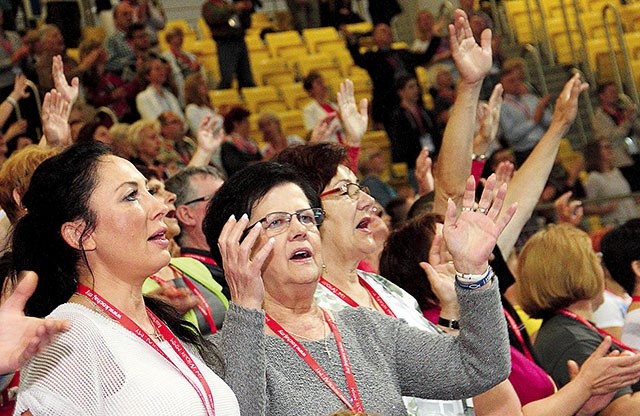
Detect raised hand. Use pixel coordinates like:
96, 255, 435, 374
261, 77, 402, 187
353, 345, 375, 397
8, 74, 30, 102
148, 281, 200, 315
0, 271, 70, 374
443, 174, 517, 274
41, 89, 71, 148
554, 191, 583, 226
309, 112, 339, 144
197, 115, 224, 153
474, 83, 503, 154
52, 55, 79, 107
217, 214, 274, 310
449, 9, 492, 85
551, 73, 589, 132
415, 148, 434, 196
4, 119, 28, 141
420, 234, 459, 319
336, 79, 368, 147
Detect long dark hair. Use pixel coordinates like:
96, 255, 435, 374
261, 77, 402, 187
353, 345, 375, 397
9, 141, 222, 369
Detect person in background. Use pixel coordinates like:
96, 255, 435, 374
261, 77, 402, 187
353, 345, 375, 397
286, 0, 320, 32
257, 112, 304, 160
104, 2, 136, 74
388, 75, 440, 191
165, 165, 228, 297
127, 118, 166, 179
220, 106, 261, 177
594, 220, 640, 350
75, 120, 113, 146
302, 71, 344, 144
518, 224, 640, 415
158, 111, 197, 170
591, 82, 640, 191
358, 147, 396, 208
583, 139, 638, 226
344, 22, 440, 131
161, 27, 202, 106
201, 0, 256, 89
108, 123, 134, 158
136, 56, 184, 121
498, 66, 553, 167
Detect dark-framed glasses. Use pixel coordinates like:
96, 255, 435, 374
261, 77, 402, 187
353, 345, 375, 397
320, 182, 370, 199
247, 208, 325, 236
182, 193, 216, 206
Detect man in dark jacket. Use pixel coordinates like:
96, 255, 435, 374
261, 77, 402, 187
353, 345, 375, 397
202, 0, 256, 89
346, 22, 440, 131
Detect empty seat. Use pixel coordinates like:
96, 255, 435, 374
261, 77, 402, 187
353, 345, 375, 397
241, 85, 288, 114
302, 27, 341, 53
264, 30, 306, 57
209, 88, 243, 109
278, 83, 312, 110
294, 53, 343, 80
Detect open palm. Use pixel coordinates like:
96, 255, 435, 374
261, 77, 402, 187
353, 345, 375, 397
449, 9, 492, 85
443, 175, 516, 273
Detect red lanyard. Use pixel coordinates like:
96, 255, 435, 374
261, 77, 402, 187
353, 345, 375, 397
181, 252, 218, 267
318, 276, 397, 318
503, 308, 535, 361
504, 95, 531, 119
632, 296, 640, 303
150, 268, 218, 334
558, 308, 637, 352
265, 309, 364, 413
318, 102, 344, 144
76, 284, 216, 415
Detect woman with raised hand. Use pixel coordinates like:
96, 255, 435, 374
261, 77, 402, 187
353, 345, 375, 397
202, 160, 514, 415
9, 141, 239, 415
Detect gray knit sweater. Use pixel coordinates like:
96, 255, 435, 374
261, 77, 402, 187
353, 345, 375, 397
209, 281, 509, 416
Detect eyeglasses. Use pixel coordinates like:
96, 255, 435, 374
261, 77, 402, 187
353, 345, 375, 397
320, 182, 370, 199
246, 208, 325, 237
182, 193, 216, 206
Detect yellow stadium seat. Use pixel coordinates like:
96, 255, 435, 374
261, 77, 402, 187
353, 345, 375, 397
264, 30, 306, 57
343, 21, 373, 35
201, 55, 221, 82
241, 85, 288, 114
209, 88, 243, 109
362, 130, 390, 152
251, 57, 296, 86
316, 41, 348, 54
278, 83, 312, 110
251, 12, 274, 31
198, 17, 212, 40
294, 53, 342, 80
278, 109, 306, 137
586, 37, 620, 77
188, 38, 217, 56
302, 27, 341, 53
67, 48, 79, 63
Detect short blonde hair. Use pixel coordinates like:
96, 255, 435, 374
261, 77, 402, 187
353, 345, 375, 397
0, 146, 59, 223
517, 224, 604, 319
127, 119, 160, 156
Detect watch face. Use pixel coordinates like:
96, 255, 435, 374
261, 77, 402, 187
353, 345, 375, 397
228, 15, 239, 27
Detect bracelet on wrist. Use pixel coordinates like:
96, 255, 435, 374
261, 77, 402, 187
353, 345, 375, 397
455, 266, 495, 290
438, 316, 460, 330
5, 96, 17, 107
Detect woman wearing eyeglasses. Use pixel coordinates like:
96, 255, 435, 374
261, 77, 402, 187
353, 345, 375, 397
203, 160, 513, 415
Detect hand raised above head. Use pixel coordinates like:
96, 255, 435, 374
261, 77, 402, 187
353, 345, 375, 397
41, 89, 71, 148
218, 214, 273, 310
449, 9, 492, 85
552, 73, 589, 131
197, 115, 224, 153
52, 55, 79, 107
337, 79, 368, 147
443, 174, 517, 274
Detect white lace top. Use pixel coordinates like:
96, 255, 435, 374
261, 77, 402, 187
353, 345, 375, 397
14, 303, 240, 416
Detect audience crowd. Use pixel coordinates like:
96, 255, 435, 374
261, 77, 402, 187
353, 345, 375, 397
0, 1, 639, 416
